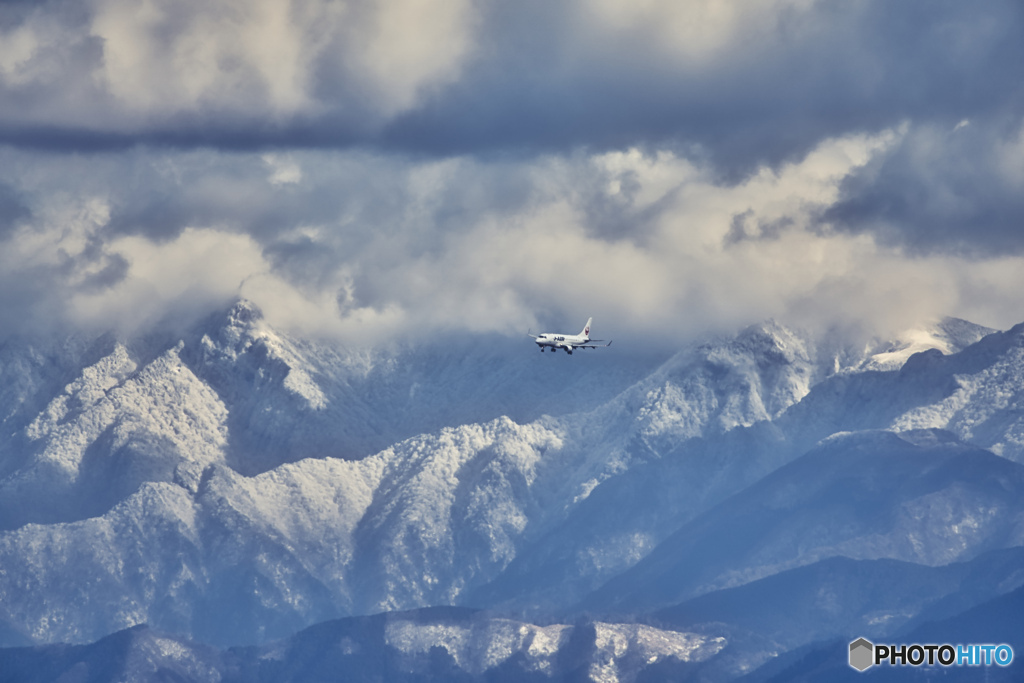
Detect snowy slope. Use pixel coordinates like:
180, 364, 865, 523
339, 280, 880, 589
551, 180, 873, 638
781, 320, 1024, 463
851, 317, 993, 372
468, 321, 828, 613
0, 304, 1016, 662
581, 430, 1024, 616
0, 417, 587, 645
465, 318, 996, 613
0, 341, 228, 528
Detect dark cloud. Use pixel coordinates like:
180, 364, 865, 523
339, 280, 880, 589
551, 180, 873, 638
379, 0, 1024, 177
0, 182, 29, 238
825, 116, 1024, 255
0, 0, 1018, 177
102, 153, 350, 244
263, 235, 342, 291
105, 192, 200, 242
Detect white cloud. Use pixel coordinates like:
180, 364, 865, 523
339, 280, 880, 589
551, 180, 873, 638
3, 135, 1024, 347
351, 0, 478, 114
1, 1, 1023, 352
581, 0, 821, 65
252, 131, 1021, 343
90, 0, 329, 115
84, 0, 477, 119
68, 227, 272, 333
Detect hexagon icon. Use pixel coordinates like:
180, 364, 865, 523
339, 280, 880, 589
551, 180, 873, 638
849, 638, 874, 672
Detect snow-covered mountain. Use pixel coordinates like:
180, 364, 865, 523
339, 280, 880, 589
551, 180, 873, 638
0, 610, 727, 683
0, 313, 847, 644
1, 582, 1019, 683
0, 300, 659, 530
0, 302, 1019, 682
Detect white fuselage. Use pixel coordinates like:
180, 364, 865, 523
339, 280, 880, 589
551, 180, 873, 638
534, 331, 588, 353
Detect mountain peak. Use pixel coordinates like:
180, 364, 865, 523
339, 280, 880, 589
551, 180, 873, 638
225, 298, 264, 327
184, 299, 268, 355
191, 298, 269, 355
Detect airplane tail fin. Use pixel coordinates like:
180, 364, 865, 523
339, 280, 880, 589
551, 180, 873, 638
580, 317, 593, 339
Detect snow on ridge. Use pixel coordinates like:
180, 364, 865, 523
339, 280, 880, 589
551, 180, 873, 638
194, 299, 332, 411
855, 316, 995, 372
23, 341, 228, 478
589, 319, 818, 457
351, 416, 577, 612
24, 342, 135, 440
210, 453, 385, 579
590, 623, 725, 683
0, 481, 200, 644
887, 322, 1024, 462
230, 417, 568, 600
383, 616, 721, 680
0, 414, 580, 643
0, 341, 229, 528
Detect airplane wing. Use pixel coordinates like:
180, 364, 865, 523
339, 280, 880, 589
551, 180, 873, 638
576, 340, 612, 348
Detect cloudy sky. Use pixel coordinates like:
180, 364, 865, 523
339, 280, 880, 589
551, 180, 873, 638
1, 0, 1023, 346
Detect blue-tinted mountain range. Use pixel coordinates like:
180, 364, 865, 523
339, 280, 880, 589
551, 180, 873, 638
0, 302, 1020, 681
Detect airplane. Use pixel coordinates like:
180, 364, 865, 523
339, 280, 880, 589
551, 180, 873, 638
528, 317, 612, 355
